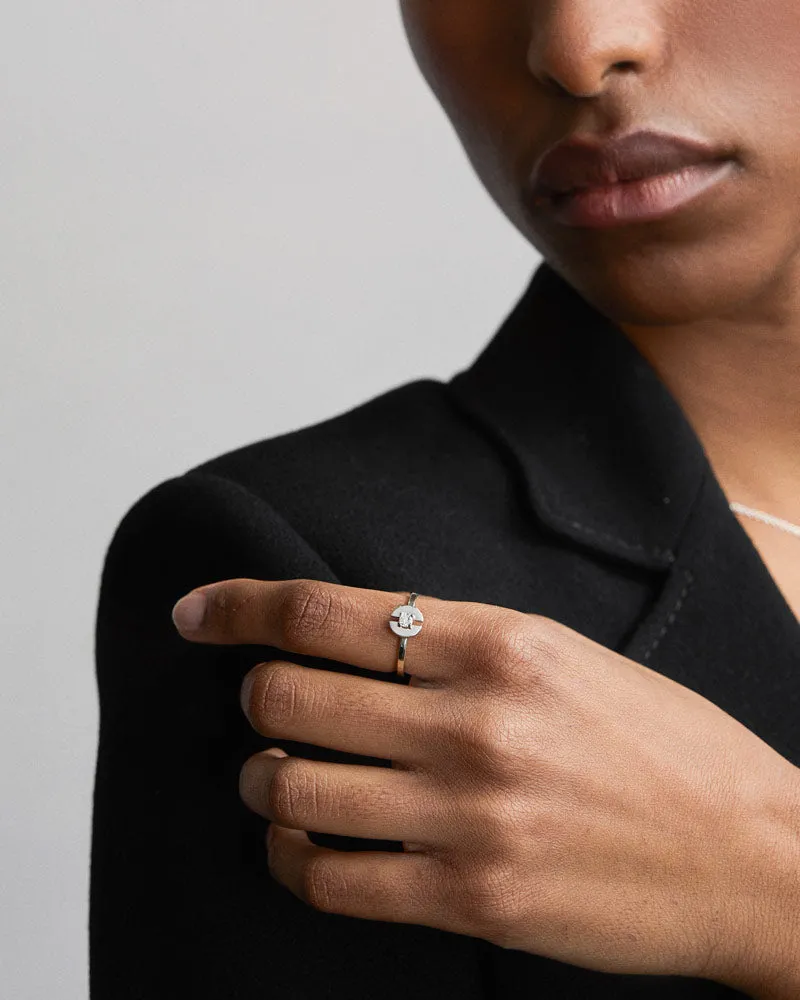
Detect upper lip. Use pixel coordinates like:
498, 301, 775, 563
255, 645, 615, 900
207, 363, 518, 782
530, 129, 732, 200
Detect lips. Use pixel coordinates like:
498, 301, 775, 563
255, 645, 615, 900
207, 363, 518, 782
529, 129, 733, 202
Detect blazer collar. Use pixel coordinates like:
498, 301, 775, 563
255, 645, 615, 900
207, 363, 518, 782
447, 261, 710, 572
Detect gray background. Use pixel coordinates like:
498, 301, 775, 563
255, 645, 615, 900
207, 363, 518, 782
2, 2, 540, 995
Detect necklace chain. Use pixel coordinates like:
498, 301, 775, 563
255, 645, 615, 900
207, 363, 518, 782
729, 502, 800, 539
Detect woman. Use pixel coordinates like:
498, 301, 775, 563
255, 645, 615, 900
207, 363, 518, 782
89, 2, 800, 998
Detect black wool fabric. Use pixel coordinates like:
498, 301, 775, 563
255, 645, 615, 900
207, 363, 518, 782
89, 260, 799, 998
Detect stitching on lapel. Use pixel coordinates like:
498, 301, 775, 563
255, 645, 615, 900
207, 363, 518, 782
546, 507, 677, 564
642, 569, 695, 662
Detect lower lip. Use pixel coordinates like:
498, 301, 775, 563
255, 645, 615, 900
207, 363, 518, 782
540, 159, 737, 229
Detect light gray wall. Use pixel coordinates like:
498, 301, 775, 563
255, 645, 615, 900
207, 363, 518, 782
2, 2, 540, 995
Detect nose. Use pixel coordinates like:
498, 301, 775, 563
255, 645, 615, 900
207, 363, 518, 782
526, 0, 664, 98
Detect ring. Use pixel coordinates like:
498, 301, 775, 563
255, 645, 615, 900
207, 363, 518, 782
389, 592, 424, 677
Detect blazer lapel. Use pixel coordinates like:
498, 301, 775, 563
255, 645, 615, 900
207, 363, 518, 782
621, 465, 800, 766
447, 260, 800, 767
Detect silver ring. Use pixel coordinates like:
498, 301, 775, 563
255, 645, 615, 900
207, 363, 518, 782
389, 592, 423, 677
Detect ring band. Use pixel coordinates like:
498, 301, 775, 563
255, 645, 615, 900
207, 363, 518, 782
389, 592, 424, 677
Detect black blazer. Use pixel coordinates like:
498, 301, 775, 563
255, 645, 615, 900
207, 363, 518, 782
89, 261, 799, 999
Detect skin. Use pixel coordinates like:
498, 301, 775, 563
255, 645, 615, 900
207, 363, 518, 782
172, 579, 800, 997
398, 0, 800, 617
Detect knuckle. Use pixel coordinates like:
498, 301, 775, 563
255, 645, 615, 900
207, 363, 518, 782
476, 799, 519, 854
458, 705, 523, 772
479, 614, 535, 674
456, 785, 524, 856
267, 756, 310, 827
454, 713, 538, 796
479, 611, 562, 678
303, 856, 343, 913
452, 860, 523, 943
526, 613, 569, 656
253, 662, 300, 732
278, 580, 340, 648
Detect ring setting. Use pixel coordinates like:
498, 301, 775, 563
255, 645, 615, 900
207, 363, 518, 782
390, 592, 423, 676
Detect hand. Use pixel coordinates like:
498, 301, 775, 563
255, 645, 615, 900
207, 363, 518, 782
171, 578, 799, 988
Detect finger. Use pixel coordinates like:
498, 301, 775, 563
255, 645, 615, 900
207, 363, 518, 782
172, 577, 519, 683
240, 660, 455, 765
266, 824, 460, 934
240, 751, 454, 844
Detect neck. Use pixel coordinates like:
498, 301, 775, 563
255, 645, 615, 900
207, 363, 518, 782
619, 317, 800, 524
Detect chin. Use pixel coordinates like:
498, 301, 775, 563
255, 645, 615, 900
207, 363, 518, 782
528, 226, 777, 329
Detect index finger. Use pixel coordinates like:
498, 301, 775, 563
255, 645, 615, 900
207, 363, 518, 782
171, 577, 513, 683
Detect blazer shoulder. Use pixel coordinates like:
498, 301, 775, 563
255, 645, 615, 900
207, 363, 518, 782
184, 375, 494, 514
99, 374, 517, 606
99, 379, 463, 587
99, 466, 339, 621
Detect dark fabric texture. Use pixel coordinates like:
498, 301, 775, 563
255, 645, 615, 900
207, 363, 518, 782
89, 260, 799, 998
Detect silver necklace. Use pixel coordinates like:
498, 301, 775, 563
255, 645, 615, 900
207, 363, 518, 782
729, 502, 800, 539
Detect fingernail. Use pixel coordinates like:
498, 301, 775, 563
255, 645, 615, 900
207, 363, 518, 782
172, 591, 207, 633
265, 747, 288, 759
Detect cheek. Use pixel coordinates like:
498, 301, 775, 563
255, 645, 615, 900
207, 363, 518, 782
398, 0, 533, 163
678, 2, 800, 188
399, 0, 527, 109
